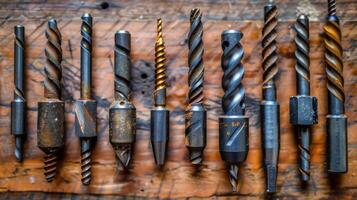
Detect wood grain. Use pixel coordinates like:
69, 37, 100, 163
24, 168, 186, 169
0, 0, 356, 199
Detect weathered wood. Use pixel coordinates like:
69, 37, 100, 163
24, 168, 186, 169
0, 0, 356, 199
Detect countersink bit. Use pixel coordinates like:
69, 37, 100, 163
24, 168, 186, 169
290, 15, 318, 182
151, 18, 170, 166
37, 18, 64, 182
185, 8, 207, 165
261, 2, 280, 193
75, 13, 97, 185
109, 30, 136, 171
219, 30, 249, 192
324, 0, 348, 173
11, 25, 26, 162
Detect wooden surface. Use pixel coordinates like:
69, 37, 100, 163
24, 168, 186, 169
0, 0, 356, 199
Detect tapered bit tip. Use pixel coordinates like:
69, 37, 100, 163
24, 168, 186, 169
114, 147, 132, 171
152, 141, 167, 166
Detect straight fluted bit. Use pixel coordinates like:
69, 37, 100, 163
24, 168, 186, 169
229, 165, 239, 192
324, 0, 348, 173
12, 25, 26, 162
185, 8, 206, 165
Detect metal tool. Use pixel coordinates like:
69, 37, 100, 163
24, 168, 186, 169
109, 30, 136, 171
219, 30, 249, 192
185, 8, 207, 165
324, 0, 348, 173
261, 1, 280, 193
290, 14, 318, 181
37, 18, 64, 182
151, 18, 170, 166
11, 25, 26, 162
75, 13, 97, 185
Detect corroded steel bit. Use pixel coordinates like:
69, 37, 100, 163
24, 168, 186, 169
219, 30, 249, 192
261, 2, 280, 193
185, 8, 207, 165
324, 0, 348, 173
75, 13, 97, 185
109, 30, 136, 171
290, 15, 318, 181
151, 18, 170, 166
11, 25, 26, 162
37, 18, 64, 182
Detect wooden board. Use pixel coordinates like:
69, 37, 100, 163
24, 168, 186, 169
0, 0, 356, 199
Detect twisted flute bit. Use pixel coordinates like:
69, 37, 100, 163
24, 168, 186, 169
75, 13, 97, 185
219, 30, 249, 192
11, 25, 26, 162
324, 0, 348, 173
37, 18, 64, 182
261, 2, 280, 193
290, 15, 318, 182
151, 18, 170, 166
109, 30, 136, 171
185, 8, 207, 165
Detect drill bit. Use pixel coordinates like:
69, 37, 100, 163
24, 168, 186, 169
290, 15, 318, 181
75, 13, 97, 185
219, 30, 249, 192
324, 0, 348, 173
11, 25, 26, 162
185, 8, 206, 165
109, 30, 136, 171
151, 18, 170, 166
37, 18, 64, 182
261, 1, 280, 193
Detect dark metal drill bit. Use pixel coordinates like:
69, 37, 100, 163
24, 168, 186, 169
185, 8, 206, 165
11, 25, 26, 162
219, 30, 249, 192
324, 0, 348, 173
261, 1, 280, 193
290, 15, 318, 182
37, 18, 64, 182
75, 13, 97, 185
151, 18, 170, 166
109, 30, 136, 171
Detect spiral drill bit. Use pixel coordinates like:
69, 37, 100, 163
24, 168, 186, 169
11, 25, 26, 162
75, 13, 97, 185
324, 0, 348, 173
151, 18, 170, 166
185, 8, 207, 165
290, 15, 318, 182
37, 18, 64, 182
261, 1, 280, 193
109, 30, 136, 171
219, 30, 249, 192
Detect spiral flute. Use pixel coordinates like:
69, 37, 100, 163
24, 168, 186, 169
219, 30, 249, 192
151, 18, 170, 166
37, 18, 64, 182
261, 2, 280, 193
185, 8, 207, 165
75, 13, 97, 185
324, 0, 348, 173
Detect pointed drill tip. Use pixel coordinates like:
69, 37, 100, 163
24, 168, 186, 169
15, 137, 24, 162
189, 149, 203, 165
82, 13, 93, 24
301, 172, 310, 182
152, 141, 167, 166
48, 18, 57, 26
15, 149, 23, 162
266, 165, 277, 193
114, 147, 132, 171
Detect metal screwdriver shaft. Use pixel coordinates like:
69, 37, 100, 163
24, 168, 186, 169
185, 8, 207, 165
219, 30, 249, 192
75, 13, 97, 185
151, 18, 170, 166
324, 0, 348, 173
11, 25, 26, 162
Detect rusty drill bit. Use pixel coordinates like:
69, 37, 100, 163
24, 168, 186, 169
75, 13, 97, 185
11, 25, 26, 162
185, 8, 207, 165
151, 18, 170, 166
219, 30, 249, 192
261, 2, 280, 193
109, 30, 136, 171
290, 15, 318, 181
37, 18, 64, 182
324, 0, 348, 173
